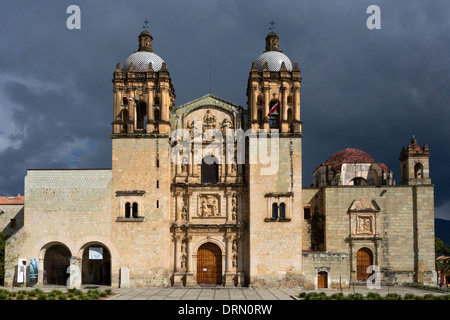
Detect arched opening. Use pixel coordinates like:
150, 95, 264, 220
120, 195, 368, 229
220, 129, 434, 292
415, 163, 423, 178
272, 203, 278, 219
287, 108, 293, 131
197, 242, 222, 285
136, 101, 147, 130
287, 95, 293, 104
125, 202, 131, 218
81, 244, 111, 286
154, 96, 160, 105
154, 109, 160, 122
43, 244, 71, 285
201, 156, 219, 183
279, 203, 286, 219
351, 177, 368, 186
317, 271, 328, 288
132, 202, 138, 218
257, 109, 263, 127
268, 100, 280, 129
356, 248, 373, 280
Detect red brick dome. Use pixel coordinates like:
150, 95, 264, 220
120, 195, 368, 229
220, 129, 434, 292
324, 148, 376, 172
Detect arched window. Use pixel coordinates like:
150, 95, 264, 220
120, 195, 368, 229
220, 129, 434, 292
257, 109, 263, 126
201, 156, 219, 183
154, 109, 160, 122
415, 163, 423, 178
279, 203, 286, 219
136, 101, 147, 130
154, 96, 160, 105
351, 177, 368, 186
132, 202, 138, 218
268, 100, 280, 129
125, 202, 131, 218
272, 203, 278, 219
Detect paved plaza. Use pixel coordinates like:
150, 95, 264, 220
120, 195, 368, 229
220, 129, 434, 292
3, 285, 448, 300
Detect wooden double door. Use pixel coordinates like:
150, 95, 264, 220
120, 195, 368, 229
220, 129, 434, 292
356, 248, 373, 280
197, 243, 222, 285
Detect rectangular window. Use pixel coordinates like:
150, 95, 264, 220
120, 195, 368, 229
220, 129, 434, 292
10, 219, 16, 228
156, 200, 159, 208
156, 159, 160, 168
157, 180, 159, 188
304, 207, 311, 220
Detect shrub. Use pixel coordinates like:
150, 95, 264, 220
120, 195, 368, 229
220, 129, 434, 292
27, 296, 34, 300
37, 293, 47, 300
0, 292, 8, 300
366, 292, 381, 300
16, 294, 25, 300
348, 293, 365, 300
385, 293, 401, 300
99, 291, 107, 298
403, 293, 416, 300
105, 289, 112, 295
59, 294, 67, 300
298, 292, 306, 298
331, 293, 345, 300
423, 294, 437, 300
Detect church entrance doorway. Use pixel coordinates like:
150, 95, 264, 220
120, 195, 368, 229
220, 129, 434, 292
356, 248, 373, 280
43, 244, 71, 285
81, 244, 111, 286
197, 243, 222, 285
317, 271, 328, 288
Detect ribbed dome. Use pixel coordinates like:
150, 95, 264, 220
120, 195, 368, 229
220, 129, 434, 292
123, 51, 165, 72
324, 148, 376, 172
255, 51, 292, 71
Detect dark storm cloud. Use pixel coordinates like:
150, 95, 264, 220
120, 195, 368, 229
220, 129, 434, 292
0, 1, 449, 218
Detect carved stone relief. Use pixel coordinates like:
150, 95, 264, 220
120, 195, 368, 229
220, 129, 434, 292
198, 194, 221, 217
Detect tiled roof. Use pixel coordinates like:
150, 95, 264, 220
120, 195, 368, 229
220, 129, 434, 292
324, 148, 390, 173
0, 194, 24, 205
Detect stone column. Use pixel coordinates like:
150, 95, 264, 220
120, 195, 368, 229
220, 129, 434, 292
226, 192, 232, 223
185, 235, 196, 286
281, 86, 289, 133
173, 234, 184, 286
38, 258, 44, 286
293, 86, 300, 122
175, 192, 181, 222
263, 87, 270, 131
237, 234, 245, 286
187, 192, 193, 223
146, 88, 154, 133
127, 89, 134, 133
224, 234, 235, 286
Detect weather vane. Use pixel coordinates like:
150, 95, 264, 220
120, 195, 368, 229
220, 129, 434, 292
143, 19, 150, 30
269, 20, 276, 31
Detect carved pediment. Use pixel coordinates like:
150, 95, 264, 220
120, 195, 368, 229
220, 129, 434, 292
348, 196, 380, 213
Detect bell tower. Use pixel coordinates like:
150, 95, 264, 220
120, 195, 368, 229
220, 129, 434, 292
109, 29, 174, 284
399, 136, 431, 185
246, 31, 302, 133
246, 28, 304, 286
111, 30, 175, 135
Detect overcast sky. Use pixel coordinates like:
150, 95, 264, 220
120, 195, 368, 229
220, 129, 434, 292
1, 0, 449, 219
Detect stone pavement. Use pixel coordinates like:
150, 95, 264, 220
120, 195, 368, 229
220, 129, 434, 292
2, 284, 448, 300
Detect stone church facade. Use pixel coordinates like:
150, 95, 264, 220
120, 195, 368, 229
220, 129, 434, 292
2, 30, 436, 289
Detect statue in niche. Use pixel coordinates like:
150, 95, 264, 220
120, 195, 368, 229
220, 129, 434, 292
181, 158, 188, 173
232, 254, 237, 268
181, 254, 186, 269
203, 109, 217, 131
221, 118, 233, 133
